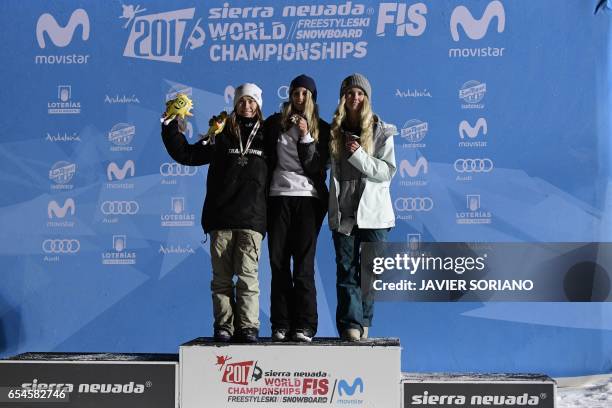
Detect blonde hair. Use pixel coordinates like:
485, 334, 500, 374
280, 89, 320, 142
229, 97, 264, 140
330, 94, 374, 160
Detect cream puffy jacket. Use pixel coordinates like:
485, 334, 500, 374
328, 118, 397, 230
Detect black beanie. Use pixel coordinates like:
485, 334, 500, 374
289, 74, 317, 102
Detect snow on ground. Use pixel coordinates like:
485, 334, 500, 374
557, 374, 612, 408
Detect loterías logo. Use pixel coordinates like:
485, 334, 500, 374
120, 4, 205, 63
215, 355, 263, 386
450, 1, 505, 41
36, 8, 90, 48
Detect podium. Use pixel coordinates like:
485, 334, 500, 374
180, 337, 401, 408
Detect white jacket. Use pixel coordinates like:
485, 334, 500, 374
328, 118, 397, 230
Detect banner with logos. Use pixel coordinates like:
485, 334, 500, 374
180, 339, 400, 407
0, 0, 610, 375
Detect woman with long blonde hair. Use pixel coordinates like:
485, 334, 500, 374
264, 75, 330, 342
328, 73, 397, 341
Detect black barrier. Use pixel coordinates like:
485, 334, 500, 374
0, 353, 178, 408
361, 242, 612, 301
403, 374, 555, 408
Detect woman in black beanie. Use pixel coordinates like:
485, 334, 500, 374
264, 74, 331, 342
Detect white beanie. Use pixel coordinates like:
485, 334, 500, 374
234, 83, 263, 110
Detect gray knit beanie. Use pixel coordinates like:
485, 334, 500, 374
340, 73, 371, 99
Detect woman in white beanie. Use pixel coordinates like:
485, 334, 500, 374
328, 73, 397, 341
161, 83, 269, 343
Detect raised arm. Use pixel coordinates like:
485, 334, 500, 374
161, 119, 214, 166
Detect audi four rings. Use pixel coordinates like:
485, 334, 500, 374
42, 239, 80, 253
160, 163, 198, 176
454, 158, 494, 173
394, 197, 434, 211
101, 201, 140, 215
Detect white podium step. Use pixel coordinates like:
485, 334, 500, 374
180, 337, 401, 407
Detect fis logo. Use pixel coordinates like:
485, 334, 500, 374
48, 198, 75, 218
459, 118, 487, 139
399, 158, 428, 178
122, 6, 205, 63
36, 8, 90, 48
338, 377, 364, 397
376, 3, 427, 37
107, 160, 135, 181
450, 1, 505, 41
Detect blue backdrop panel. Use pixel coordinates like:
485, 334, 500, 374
0, 0, 610, 376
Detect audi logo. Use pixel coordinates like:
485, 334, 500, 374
394, 197, 434, 212
42, 239, 80, 253
159, 163, 198, 177
101, 201, 139, 215
454, 158, 494, 173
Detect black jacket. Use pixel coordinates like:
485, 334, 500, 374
161, 118, 269, 236
263, 113, 331, 205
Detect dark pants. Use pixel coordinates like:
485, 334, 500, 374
333, 227, 388, 336
268, 196, 325, 333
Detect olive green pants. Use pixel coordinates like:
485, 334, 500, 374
210, 229, 262, 334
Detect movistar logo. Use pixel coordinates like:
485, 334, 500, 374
450, 1, 505, 41
36, 9, 90, 48
338, 377, 364, 397
459, 118, 487, 139
48, 198, 76, 218
399, 158, 428, 178
107, 160, 135, 181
